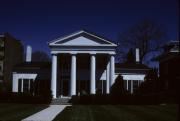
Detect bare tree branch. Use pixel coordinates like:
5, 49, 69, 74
117, 19, 167, 63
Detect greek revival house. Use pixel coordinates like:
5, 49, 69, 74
48, 30, 117, 98
13, 30, 117, 98
12, 30, 150, 98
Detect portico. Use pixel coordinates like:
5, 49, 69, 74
48, 30, 117, 98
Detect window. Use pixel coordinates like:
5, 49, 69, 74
128, 80, 131, 92
23, 79, 29, 92
133, 80, 139, 92
30, 79, 34, 94
18, 78, 34, 93
18, 79, 22, 92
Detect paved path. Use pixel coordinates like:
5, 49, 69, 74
22, 105, 70, 121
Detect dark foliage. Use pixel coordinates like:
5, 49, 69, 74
117, 19, 167, 63
125, 48, 135, 63
0, 79, 52, 104
32, 51, 50, 62
110, 75, 128, 96
135, 69, 160, 95
0, 92, 51, 104
33, 79, 52, 103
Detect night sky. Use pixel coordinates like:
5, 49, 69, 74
0, 0, 179, 55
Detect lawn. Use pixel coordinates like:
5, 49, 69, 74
53, 104, 178, 121
0, 103, 47, 121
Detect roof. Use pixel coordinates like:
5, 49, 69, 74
13, 62, 51, 71
115, 62, 150, 70
13, 62, 51, 80
151, 40, 179, 62
163, 41, 179, 52
115, 62, 150, 74
48, 29, 117, 47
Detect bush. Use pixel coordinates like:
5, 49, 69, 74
110, 75, 129, 96
0, 92, 52, 104
70, 94, 110, 105
135, 69, 160, 95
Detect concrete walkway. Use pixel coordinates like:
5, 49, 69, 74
22, 105, 70, 121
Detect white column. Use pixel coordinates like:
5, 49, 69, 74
21, 79, 23, 92
126, 80, 129, 91
106, 61, 110, 94
70, 54, 76, 96
33, 79, 35, 96
28, 79, 31, 91
90, 54, 96, 94
51, 54, 57, 98
110, 55, 115, 86
102, 80, 103, 94
131, 80, 133, 94
12, 73, 18, 92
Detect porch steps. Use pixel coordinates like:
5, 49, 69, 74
51, 98, 71, 105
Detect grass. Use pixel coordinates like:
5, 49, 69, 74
0, 103, 48, 121
53, 104, 178, 121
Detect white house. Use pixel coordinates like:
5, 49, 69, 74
48, 30, 117, 98
12, 30, 150, 99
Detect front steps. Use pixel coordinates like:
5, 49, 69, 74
51, 97, 71, 105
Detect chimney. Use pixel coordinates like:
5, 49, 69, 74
26, 45, 32, 62
135, 48, 140, 63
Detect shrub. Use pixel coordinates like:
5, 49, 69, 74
0, 92, 52, 104
135, 69, 160, 95
110, 75, 129, 96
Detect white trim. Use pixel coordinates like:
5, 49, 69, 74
51, 50, 116, 55
12, 73, 38, 93
114, 74, 145, 81
50, 44, 117, 47
48, 30, 117, 47
48, 31, 83, 44
116, 68, 150, 70
12, 73, 38, 79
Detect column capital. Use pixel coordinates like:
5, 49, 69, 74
108, 53, 116, 56
70, 52, 77, 55
89, 52, 96, 55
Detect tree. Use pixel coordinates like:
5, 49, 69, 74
135, 69, 160, 95
117, 19, 167, 63
32, 51, 50, 62
125, 48, 135, 63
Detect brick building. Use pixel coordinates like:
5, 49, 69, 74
0, 33, 23, 90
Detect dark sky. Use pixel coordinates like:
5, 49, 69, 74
0, 0, 179, 55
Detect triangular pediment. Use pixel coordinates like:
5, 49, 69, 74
48, 30, 117, 46
57, 36, 104, 45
